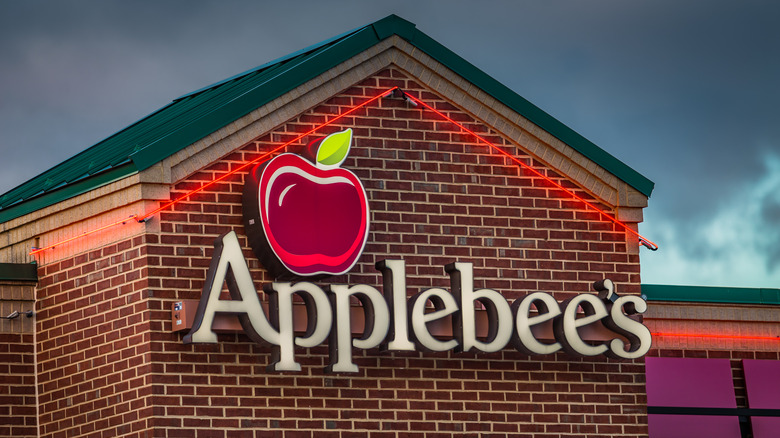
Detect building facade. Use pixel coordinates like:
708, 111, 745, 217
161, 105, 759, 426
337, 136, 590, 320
0, 15, 777, 438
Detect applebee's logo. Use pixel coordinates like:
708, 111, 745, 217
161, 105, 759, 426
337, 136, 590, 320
243, 129, 369, 279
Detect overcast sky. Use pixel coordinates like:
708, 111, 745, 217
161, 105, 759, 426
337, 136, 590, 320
2, 1, 779, 288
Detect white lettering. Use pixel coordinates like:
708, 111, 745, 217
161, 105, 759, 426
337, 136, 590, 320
186, 240, 653, 373
447, 262, 512, 353
555, 294, 609, 357
326, 284, 389, 373
512, 292, 562, 355
604, 295, 652, 359
409, 288, 459, 352
376, 260, 415, 351
184, 231, 278, 345
265, 281, 331, 372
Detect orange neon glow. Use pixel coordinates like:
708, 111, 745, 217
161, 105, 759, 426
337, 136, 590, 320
29, 215, 138, 255
29, 88, 398, 255
30, 86, 658, 255
136, 86, 399, 222
401, 92, 659, 251
652, 332, 780, 341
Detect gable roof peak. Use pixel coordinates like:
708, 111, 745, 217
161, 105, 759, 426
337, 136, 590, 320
0, 14, 653, 224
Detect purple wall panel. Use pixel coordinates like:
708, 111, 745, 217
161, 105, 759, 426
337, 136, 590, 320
645, 357, 737, 408
743, 360, 780, 438
647, 415, 741, 438
743, 360, 780, 408
751, 418, 780, 438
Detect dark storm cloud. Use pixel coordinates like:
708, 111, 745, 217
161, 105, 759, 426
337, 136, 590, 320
1, 0, 778, 286
430, 0, 780, 286
640, 153, 780, 286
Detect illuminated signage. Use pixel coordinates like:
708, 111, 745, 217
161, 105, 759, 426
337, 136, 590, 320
242, 129, 369, 279
184, 231, 652, 373
184, 124, 654, 372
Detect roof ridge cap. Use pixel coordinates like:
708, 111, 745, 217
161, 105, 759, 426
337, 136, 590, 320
370, 14, 417, 41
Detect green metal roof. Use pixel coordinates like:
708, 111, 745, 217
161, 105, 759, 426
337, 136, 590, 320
643, 284, 780, 305
0, 14, 654, 223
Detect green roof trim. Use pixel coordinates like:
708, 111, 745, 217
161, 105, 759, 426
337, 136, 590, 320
0, 14, 654, 224
0, 263, 38, 282
0, 164, 136, 223
404, 26, 655, 198
642, 284, 780, 305
129, 24, 380, 171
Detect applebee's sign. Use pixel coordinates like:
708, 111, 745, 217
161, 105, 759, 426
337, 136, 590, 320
242, 129, 369, 279
184, 231, 652, 372
183, 128, 651, 372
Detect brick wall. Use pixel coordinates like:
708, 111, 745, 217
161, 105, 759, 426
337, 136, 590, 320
35, 236, 153, 437
0, 332, 37, 437
144, 68, 647, 437
22, 66, 780, 438
1, 282, 37, 437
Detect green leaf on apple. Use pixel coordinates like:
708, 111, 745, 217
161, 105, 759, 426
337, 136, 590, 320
316, 128, 352, 168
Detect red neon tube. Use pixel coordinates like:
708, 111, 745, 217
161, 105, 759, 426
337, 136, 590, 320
136, 86, 399, 222
652, 332, 779, 341
29, 215, 138, 255
29, 87, 398, 255
30, 86, 657, 255
401, 91, 658, 251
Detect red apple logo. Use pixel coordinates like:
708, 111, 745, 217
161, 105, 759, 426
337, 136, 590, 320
243, 129, 370, 279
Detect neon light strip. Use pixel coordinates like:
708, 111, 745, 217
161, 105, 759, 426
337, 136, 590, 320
402, 92, 659, 251
30, 86, 656, 254
136, 86, 398, 221
29, 87, 398, 255
29, 215, 138, 255
652, 332, 780, 341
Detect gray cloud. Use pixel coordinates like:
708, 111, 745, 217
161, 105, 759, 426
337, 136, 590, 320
1, 0, 779, 287
758, 176, 780, 272
642, 154, 780, 286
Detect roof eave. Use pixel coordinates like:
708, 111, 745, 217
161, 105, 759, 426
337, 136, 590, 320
643, 284, 780, 305
0, 164, 137, 224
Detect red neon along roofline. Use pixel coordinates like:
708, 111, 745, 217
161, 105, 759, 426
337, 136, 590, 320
652, 332, 780, 341
29, 88, 398, 255
30, 86, 657, 255
136, 86, 399, 221
401, 92, 658, 251
29, 215, 138, 255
